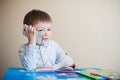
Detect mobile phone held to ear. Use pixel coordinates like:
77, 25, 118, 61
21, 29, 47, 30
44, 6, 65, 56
23, 24, 43, 44
36, 31, 44, 45
23, 24, 29, 36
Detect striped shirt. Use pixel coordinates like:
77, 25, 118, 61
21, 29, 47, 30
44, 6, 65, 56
19, 40, 73, 70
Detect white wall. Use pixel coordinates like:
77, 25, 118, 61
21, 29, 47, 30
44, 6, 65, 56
0, 0, 120, 79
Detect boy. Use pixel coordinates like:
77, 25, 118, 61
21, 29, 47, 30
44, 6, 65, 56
19, 9, 76, 70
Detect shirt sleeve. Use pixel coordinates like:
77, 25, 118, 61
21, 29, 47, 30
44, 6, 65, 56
53, 44, 74, 70
55, 44, 74, 64
55, 44, 66, 64
19, 44, 38, 70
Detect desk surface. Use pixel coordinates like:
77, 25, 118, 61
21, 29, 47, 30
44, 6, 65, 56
3, 67, 104, 80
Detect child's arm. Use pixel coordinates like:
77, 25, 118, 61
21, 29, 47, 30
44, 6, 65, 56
69, 63, 79, 69
19, 44, 38, 70
53, 44, 74, 70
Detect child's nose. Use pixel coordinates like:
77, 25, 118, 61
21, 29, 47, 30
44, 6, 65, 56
43, 30, 48, 36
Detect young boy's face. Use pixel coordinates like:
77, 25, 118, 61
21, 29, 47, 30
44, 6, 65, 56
34, 22, 52, 44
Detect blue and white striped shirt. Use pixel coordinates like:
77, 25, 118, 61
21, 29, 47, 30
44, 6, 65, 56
19, 40, 73, 70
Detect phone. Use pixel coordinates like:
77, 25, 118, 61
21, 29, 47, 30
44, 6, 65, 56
23, 24, 43, 44
36, 31, 44, 44
23, 24, 29, 36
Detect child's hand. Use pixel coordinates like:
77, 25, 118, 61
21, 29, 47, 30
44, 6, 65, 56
69, 63, 79, 69
25, 25, 36, 45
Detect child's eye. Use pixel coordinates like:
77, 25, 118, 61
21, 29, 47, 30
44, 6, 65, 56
47, 29, 52, 31
38, 30, 43, 32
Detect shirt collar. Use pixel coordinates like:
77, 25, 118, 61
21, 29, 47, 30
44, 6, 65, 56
37, 40, 49, 47
42, 42, 49, 47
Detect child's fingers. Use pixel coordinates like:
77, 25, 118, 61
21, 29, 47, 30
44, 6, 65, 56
70, 63, 79, 69
74, 64, 79, 69
33, 27, 36, 35
28, 25, 34, 34
26, 25, 34, 37
31, 26, 34, 33
27, 25, 31, 33
29, 25, 32, 33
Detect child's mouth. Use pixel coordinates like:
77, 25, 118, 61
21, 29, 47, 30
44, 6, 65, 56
44, 38, 48, 41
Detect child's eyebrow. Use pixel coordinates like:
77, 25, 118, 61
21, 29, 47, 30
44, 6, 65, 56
36, 26, 52, 30
36, 27, 44, 30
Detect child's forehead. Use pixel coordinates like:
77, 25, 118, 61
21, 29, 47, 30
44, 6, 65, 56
34, 22, 52, 28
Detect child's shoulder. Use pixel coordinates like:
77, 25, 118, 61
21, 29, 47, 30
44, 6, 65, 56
20, 43, 28, 48
49, 40, 57, 44
19, 43, 29, 51
49, 40, 59, 46
19, 43, 28, 53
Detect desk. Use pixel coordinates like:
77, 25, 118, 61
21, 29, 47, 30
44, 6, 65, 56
3, 67, 104, 80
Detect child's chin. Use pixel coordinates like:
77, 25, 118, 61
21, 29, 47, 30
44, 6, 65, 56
43, 40, 49, 44
36, 39, 49, 45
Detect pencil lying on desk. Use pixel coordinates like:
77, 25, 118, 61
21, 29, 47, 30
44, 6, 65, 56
90, 72, 102, 77
76, 71, 106, 80
90, 72, 120, 80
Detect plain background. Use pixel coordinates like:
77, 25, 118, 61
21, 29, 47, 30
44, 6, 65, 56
0, 0, 120, 79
